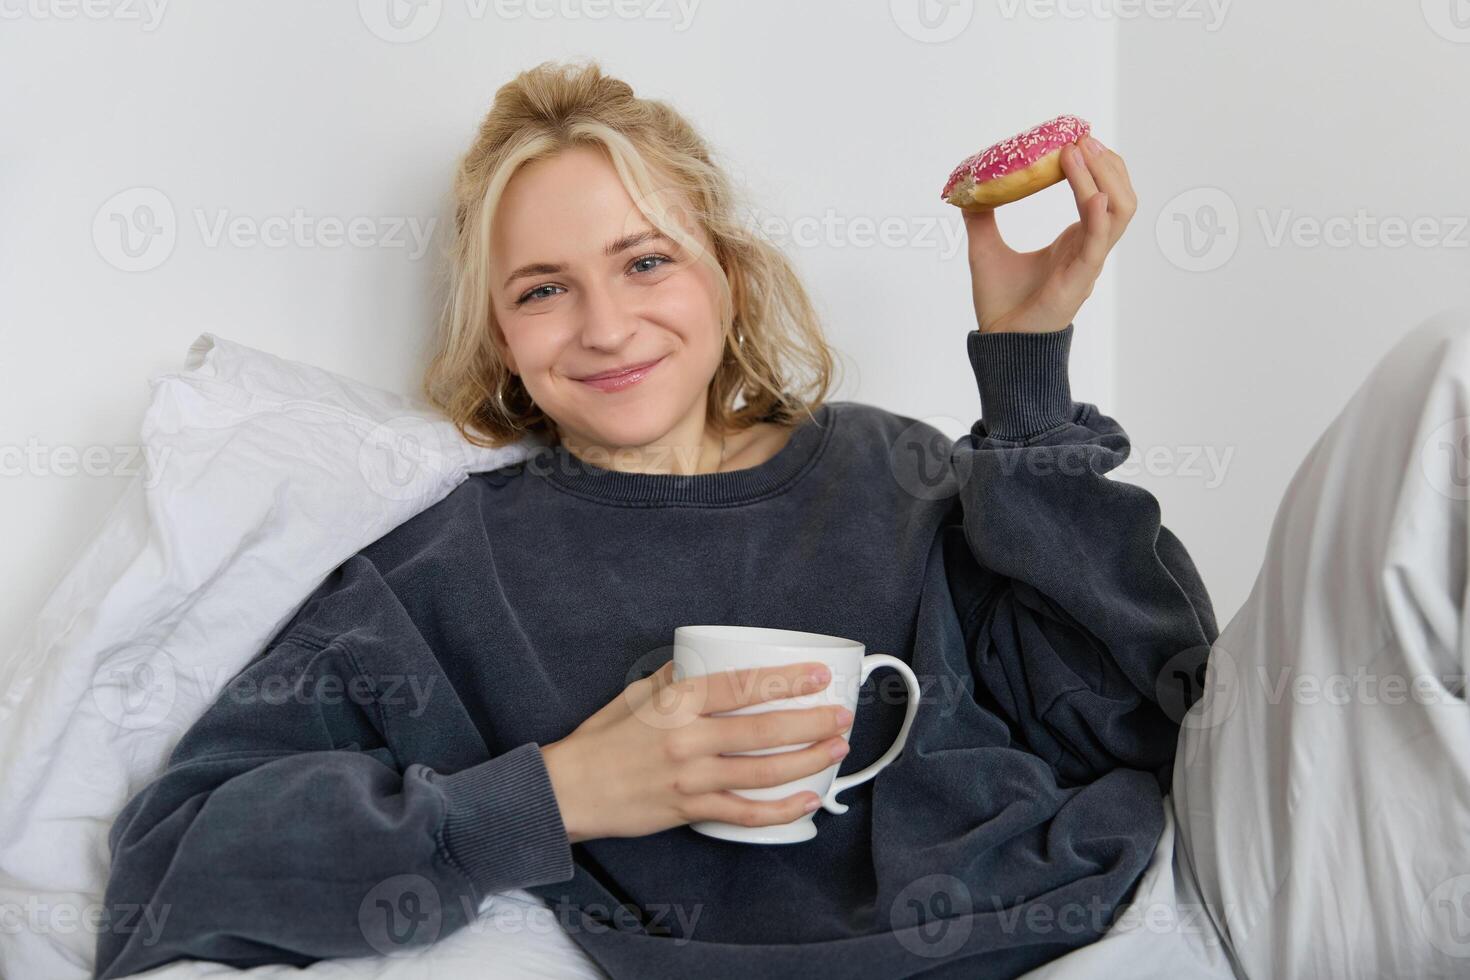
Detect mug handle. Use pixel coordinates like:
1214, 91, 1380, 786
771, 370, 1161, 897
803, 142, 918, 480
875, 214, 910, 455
821, 653, 921, 815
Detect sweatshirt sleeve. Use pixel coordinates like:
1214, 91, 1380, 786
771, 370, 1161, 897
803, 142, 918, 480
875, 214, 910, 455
948, 324, 1220, 789
93, 556, 575, 980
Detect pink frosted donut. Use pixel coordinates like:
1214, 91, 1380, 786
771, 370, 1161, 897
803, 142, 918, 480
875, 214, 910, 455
941, 114, 1091, 210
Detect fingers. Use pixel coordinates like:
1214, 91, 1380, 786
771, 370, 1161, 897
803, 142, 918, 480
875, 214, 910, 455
1059, 138, 1130, 284
675, 735, 849, 795
623, 658, 678, 711
720, 735, 850, 789
1074, 137, 1137, 240
962, 206, 1009, 260
693, 662, 831, 714
1085, 137, 1137, 214
687, 789, 824, 829
688, 702, 853, 757
646, 658, 677, 691
1077, 190, 1112, 273
1061, 142, 1100, 215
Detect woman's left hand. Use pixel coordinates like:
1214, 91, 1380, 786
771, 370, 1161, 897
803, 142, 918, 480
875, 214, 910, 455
962, 136, 1136, 335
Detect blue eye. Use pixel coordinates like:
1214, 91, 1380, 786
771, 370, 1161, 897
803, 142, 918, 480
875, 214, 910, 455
516, 283, 564, 305
513, 254, 673, 307
631, 254, 672, 274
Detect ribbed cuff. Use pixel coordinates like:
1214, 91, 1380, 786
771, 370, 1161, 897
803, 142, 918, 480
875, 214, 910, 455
428, 742, 574, 895
966, 324, 1077, 441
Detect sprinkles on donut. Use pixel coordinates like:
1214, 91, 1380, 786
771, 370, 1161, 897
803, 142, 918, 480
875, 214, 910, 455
941, 114, 1092, 210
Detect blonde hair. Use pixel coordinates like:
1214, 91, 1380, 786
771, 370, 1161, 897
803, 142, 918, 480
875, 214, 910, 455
423, 58, 840, 449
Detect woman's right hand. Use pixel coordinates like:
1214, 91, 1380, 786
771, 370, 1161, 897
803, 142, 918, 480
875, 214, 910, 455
539, 659, 854, 844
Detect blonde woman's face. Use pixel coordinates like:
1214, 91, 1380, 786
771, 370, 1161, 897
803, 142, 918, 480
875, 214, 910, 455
489, 145, 725, 454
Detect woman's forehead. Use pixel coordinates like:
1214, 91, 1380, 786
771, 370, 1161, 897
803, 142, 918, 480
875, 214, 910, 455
493, 152, 704, 269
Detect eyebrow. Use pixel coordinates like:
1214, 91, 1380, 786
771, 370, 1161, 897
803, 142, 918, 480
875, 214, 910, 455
500, 229, 675, 290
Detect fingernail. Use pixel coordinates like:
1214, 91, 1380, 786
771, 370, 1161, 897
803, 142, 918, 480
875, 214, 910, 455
802, 796, 821, 813
1085, 136, 1102, 154
807, 666, 831, 686
828, 739, 851, 760
834, 707, 854, 726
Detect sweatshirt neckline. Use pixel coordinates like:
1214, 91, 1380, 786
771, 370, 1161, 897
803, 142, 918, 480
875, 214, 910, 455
532, 403, 835, 506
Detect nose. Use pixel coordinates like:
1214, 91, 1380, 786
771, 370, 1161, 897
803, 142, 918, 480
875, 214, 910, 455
576, 278, 636, 352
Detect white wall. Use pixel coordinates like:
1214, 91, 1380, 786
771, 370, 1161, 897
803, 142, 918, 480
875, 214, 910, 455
1, 1, 1118, 655
11, 3, 1463, 650
1114, 1, 1470, 622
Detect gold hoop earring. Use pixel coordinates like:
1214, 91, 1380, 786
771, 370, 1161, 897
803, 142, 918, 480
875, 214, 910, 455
725, 327, 745, 362
493, 379, 513, 421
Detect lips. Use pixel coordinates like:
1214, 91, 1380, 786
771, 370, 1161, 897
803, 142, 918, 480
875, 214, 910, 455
577, 356, 664, 381
575, 355, 666, 392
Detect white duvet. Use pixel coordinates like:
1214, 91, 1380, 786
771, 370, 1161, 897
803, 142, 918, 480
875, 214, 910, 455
0, 335, 606, 979
0, 334, 1233, 980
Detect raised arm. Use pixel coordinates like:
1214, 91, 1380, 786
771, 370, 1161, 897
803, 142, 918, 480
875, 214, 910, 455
93, 556, 574, 980
947, 325, 1218, 789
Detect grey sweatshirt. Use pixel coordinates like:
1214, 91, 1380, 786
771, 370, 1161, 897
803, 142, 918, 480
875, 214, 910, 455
94, 324, 1218, 980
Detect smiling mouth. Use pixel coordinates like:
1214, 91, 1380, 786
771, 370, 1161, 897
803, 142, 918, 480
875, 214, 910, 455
574, 355, 666, 391
576, 356, 664, 381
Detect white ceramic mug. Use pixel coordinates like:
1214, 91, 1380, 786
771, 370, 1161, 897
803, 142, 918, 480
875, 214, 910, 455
671, 625, 922, 844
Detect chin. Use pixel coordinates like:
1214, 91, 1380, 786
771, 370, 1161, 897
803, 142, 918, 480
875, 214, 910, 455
565, 400, 684, 451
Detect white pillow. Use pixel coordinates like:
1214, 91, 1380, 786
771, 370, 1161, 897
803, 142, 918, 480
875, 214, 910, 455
0, 334, 605, 979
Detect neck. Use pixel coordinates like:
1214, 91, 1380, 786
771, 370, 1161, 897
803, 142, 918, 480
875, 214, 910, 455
558, 420, 727, 476
535, 403, 832, 507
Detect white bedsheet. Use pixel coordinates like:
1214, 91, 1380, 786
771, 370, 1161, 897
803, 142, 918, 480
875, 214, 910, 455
0, 333, 609, 979
0, 332, 1235, 980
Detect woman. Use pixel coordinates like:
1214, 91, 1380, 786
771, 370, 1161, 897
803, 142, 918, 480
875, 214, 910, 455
90, 56, 1208, 980
92, 60, 1470, 980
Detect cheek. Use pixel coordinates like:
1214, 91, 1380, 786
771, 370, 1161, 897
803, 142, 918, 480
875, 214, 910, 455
500, 317, 564, 373
655, 271, 724, 343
